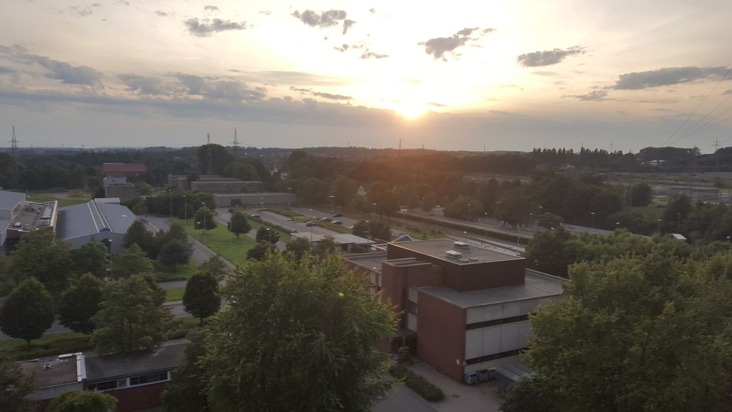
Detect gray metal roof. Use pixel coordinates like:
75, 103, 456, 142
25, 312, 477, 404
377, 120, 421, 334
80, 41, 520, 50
420, 270, 564, 308
0, 190, 25, 210
58, 200, 135, 241
85, 340, 188, 381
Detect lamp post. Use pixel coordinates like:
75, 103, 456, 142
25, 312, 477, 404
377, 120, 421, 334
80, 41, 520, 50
483, 212, 488, 239
676, 212, 681, 232
266, 227, 272, 243
183, 195, 187, 227
590, 211, 595, 228
168, 189, 172, 220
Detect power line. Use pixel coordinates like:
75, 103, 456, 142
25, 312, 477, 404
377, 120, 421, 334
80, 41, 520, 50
664, 67, 731, 145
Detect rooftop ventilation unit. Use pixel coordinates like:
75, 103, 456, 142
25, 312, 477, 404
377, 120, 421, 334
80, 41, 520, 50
445, 250, 462, 259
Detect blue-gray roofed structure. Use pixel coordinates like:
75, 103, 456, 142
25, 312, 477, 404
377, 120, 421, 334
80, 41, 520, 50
57, 199, 136, 253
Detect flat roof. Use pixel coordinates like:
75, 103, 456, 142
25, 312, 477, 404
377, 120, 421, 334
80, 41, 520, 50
19, 353, 82, 388
420, 270, 564, 308
102, 163, 146, 174
345, 252, 387, 271
85, 340, 188, 381
389, 239, 523, 265
0, 190, 25, 210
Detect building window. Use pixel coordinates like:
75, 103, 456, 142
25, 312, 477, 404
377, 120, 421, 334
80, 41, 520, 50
465, 314, 529, 330
406, 300, 418, 315
129, 371, 170, 386
88, 379, 127, 391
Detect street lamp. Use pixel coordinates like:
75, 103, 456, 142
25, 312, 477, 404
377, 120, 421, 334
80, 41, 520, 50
590, 212, 595, 228
266, 227, 272, 243
168, 189, 172, 220
676, 212, 681, 232
183, 195, 187, 227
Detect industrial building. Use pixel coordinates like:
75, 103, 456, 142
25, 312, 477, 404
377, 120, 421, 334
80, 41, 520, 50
56, 198, 136, 254
346, 239, 564, 382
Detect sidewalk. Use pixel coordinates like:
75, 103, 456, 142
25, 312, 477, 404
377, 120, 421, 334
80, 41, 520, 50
407, 359, 502, 412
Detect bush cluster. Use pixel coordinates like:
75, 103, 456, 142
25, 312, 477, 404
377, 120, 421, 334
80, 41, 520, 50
389, 363, 445, 402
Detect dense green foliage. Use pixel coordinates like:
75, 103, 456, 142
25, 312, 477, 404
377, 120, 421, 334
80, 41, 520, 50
228, 210, 251, 239
8, 230, 72, 294
69, 241, 108, 278
110, 244, 154, 279
58, 273, 105, 334
511, 242, 732, 411
162, 331, 210, 412
0, 357, 35, 412
389, 363, 445, 402
255, 226, 280, 244
0, 278, 55, 345
91, 274, 173, 354
182, 273, 220, 324
47, 391, 117, 412
200, 252, 396, 412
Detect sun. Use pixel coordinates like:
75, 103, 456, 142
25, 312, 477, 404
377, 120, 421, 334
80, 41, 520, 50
393, 100, 429, 120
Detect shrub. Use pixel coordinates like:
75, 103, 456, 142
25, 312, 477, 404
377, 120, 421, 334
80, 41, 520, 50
388, 362, 444, 402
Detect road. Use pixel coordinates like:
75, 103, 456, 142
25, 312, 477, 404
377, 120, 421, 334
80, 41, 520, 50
374, 383, 438, 412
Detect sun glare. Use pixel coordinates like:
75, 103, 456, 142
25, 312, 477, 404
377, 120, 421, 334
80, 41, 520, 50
393, 100, 429, 120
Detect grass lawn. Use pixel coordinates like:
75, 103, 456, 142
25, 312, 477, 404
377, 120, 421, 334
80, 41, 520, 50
0, 333, 92, 360
179, 219, 257, 266
26, 192, 90, 208
157, 261, 199, 281
166, 287, 185, 302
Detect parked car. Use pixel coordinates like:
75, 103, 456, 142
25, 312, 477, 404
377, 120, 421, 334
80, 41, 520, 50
305, 221, 316, 226
250, 213, 261, 218
332, 213, 343, 217
321, 217, 332, 222
333, 220, 343, 225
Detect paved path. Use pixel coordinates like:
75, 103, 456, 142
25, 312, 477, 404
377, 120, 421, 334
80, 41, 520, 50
407, 359, 502, 412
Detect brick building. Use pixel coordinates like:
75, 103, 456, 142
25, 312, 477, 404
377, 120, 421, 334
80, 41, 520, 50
346, 239, 564, 382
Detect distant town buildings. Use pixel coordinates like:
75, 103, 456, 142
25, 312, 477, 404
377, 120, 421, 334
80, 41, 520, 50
102, 163, 147, 202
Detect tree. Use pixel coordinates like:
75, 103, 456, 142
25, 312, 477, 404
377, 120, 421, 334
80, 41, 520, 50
123, 219, 158, 259
47, 391, 117, 412
0, 278, 55, 346
200, 253, 396, 412
312, 236, 338, 260
158, 239, 192, 268
157, 222, 189, 247
523, 228, 576, 277
630, 182, 652, 206
229, 211, 251, 239
91, 274, 173, 354
0, 357, 35, 412
110, 244, 154, 279
162, 330, 210, 412
331, 175, 358, 211
443, 196, 483, 221
8, 230, 72, 294
520, 254, 732, 411
246, 241, 276, 261
285, 237, 311, 260
69, 241, 108, 277
255, 226, 279, 244
183, 273, 221, 325
199, 255, 229, 282
194, 207, 217, 231
535, 212, 563, 229
368, 181, 398, 218
59, 273, 105, 334
494, 188, 533, 228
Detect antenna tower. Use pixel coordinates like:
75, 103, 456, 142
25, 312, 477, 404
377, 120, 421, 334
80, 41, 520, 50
232, 129, 240, 149
10, 126, 18, 152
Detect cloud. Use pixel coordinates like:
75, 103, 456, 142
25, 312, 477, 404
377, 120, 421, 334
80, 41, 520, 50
360, 51, 388, 59
204, 5, 219, 12
334, 44, 349, 52
154, 10, 169, 17
517, 46, 585, 67
34, 58, 102, 86
289, 86, 351, 101
292, 9, 348, 29
613, 66, 730, 90
173, 73, 206, 95
566, 89, 609, 101
118, 74, 171, 96
69, 6, 94, 16
343, 19, 355, 35
419, 27, 495, 60
184, 18, 248, 37
724, 89, 732, 95
0, 65, 16, 75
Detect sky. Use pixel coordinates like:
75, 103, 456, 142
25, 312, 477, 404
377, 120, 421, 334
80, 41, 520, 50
0, 0, 731, 153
